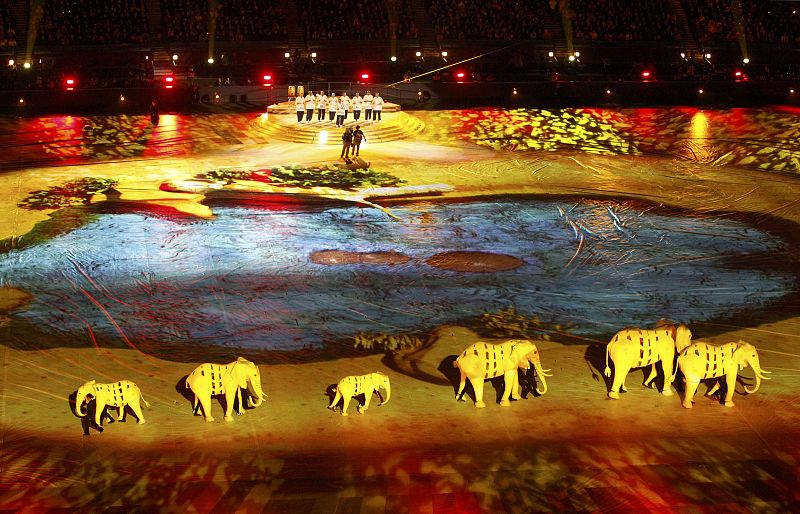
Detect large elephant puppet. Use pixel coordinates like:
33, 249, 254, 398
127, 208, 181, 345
328, 372, 391, 416
186, 357, 268, 422
675, 340, 771, 409
604, 323, 692, 399
454, 339, 552, 408
76, 380, 150, 427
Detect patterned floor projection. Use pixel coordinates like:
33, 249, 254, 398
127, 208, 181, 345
0, 107, 799, 512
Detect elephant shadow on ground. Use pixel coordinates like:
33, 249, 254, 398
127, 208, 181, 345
325, 384, 381, 413
518, 368, 544, 399
584, 343, 679, 395
438, 355, 511, 405
174, 374, 248, 417
584, 344, 615, 394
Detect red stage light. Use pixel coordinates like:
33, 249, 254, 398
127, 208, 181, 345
64, 77, 77, 90
66, 78, 75, 85
642, 71, 650, 78
361, 73, 369, 79
456, 72, 465, 79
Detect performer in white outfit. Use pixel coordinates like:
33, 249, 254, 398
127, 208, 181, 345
352, 92, 363, 121
327, 93, 339, 122
363, 91, 373, 121
304, 91, 315, 122
336, 96, 347, 127
316, 91, 327, 121
372, 92, 384, 122
340, 92, 351, 123
295, 94, 305, 123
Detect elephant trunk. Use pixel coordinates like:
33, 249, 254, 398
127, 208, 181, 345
380, 381, 391, 406
744, 359, 771, 394
247, 380, 265, 408
530, 357, 552, 395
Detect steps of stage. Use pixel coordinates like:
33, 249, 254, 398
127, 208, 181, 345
252, 111, 426, 144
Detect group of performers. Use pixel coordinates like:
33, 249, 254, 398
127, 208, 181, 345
296, 90, 385, 126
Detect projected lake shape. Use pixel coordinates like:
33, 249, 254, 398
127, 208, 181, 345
0, 199, 794, 352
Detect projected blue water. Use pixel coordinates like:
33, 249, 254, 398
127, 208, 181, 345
0, 199, 794, 351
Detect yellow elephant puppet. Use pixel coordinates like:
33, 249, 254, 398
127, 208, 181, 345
186, 357, 268, 422
676, 340, 771, 409
454, 339, 551, 408
76, 380, 150, 427
328, 372, 391, 416
604, 323, 692, 399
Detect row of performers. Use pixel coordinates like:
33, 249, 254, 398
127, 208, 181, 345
295, 91, 385, 125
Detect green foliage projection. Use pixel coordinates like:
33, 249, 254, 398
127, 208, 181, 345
478, 306, 574, 340
199, 165, 405, 191
19, 178, 119, 210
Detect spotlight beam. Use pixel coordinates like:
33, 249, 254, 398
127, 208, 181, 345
385, 42, 527, 88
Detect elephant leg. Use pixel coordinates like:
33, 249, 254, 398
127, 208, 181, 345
683, 379, 700, 409
660, 358, 674, 396
706, 381, 720, 397
328, 391, 342, 411
129, 399, 146, 424
117, 405, 126, 422
224, 392, 235, 421
358, 389, 374, 414
95, 400, 107, 427
724, 372, 737, 407
643, 364, 657, 389
470, 378, 486, 408
192, 396, 200, 415
500, 372, 514, 407
236, 388, 243, 415
455, 371, 467, 401
341, 395, 352, 416
608, 363, 631, 399
199, 395, 215, 422
511, 371, 522, 400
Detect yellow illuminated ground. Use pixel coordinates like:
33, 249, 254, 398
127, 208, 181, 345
0, 108, 799, 512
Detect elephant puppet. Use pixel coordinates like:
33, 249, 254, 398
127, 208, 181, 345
676, 340, 771, 409
604, 323, 692, 399
328, 372, 391, 416
454, 340, 552, 408
76, 380, 149, 427
186, 357, 268, 422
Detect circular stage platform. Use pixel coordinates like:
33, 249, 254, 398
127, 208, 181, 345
256, 101, 423, 144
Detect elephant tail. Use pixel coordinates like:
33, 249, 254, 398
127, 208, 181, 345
140, 390, 150, 409
604, 342, 612, 377
453, 359, 460, 369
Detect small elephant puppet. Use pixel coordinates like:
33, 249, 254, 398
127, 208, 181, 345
76, 380, 150, 427
454, 339, 551, 408
676, 340, 771, 409
328, 372, 391, 416
604, 322, 692, 399
186, 357, 268, 422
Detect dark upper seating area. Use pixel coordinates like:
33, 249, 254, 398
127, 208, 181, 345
740, 0, 800, 44
429, 0, 556, 41
570, 0, 681, 41
681, 0, 735, 45
161, 0, 285, 42
1, 1, 15, 51
36, 0, 148, 45
298, 0, 390, 40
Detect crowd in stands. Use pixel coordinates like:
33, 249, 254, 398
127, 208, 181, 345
1, 2, 15, 51
429, 0, 556, 41
570, 0, 680, 41
681, 0, 736, 45
162, 0, 208, 42
740, 0, 800, 45
396, 0, 417, 39
298, 0, 389, 40
162, 0, 285, 42
36, 0, 148, 45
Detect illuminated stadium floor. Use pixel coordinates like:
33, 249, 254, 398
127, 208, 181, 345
0, 107, 799, 512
